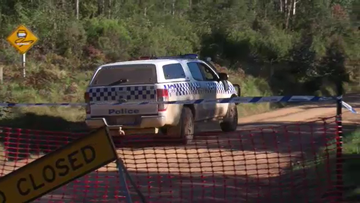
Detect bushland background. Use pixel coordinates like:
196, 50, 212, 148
0, 0, 359, 129
0, 0, 360, 201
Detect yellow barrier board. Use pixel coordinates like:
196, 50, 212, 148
0, 127, 117, 203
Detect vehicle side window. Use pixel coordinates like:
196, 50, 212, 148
162, 63, 186, 79
187, 62, 204, 81
197, 63, 218, 81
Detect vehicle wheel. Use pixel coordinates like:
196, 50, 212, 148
165, 107, 194, 144
220, 103, 238, 132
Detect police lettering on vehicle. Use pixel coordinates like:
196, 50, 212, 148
108, 109, 139, 114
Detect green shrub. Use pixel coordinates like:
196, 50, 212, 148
84, 18, 132, 61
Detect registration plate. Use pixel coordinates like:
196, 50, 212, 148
116, 117, 136, 125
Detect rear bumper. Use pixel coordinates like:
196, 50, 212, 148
85, 115, 166, 130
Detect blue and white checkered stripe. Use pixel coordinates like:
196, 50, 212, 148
87, 82, 237, 101
163, 82, 237, 96
164, 83, 201, 96
88, 86, 156, 102
210, 82, 236, 94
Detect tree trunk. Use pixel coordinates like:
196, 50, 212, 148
293, 0, 298, 15
171, 0, 176, 15
61, 0, 66, 10
75, 0, 79, 20
105, 0, 111, 18
285, 0, 295, 29
163, 0, 166, 13
97, 0, 104, 16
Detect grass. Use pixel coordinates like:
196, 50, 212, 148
290, 130, 360, 202
214, 64, 273, 117
229, 71, 273, 117
342, 130, 360, 201
0, 57, 91, 130
0, 55, 274, 131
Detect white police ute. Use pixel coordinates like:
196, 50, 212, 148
84, 54, 241, 144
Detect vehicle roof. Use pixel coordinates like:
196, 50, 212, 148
101, 58, 204, 68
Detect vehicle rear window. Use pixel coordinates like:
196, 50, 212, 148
90, 64, 157, 86
162, 63, 186, 79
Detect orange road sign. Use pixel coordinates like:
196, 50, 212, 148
6, 25, 39, 54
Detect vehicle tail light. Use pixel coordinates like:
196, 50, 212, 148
84, 92, 91, 114
157, 89, 169, 112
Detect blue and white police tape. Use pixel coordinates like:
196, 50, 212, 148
0, 96, 333, 107
0, 96, 357, 114
342, 101, 358, 114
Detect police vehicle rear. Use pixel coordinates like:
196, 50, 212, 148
84, 54, 241, 144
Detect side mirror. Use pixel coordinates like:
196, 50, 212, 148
218, 72, 228, 81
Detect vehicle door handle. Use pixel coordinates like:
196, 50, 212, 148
194, 83, 201, 89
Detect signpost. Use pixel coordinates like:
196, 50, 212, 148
0, 127, 118, 203
0, 65, 3, 84
6, 25, 39, 78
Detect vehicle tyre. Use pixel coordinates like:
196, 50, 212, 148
165, 107, 194, 144
220, 103, 238, 132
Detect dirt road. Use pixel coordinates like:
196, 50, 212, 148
5, 95, 360, 202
